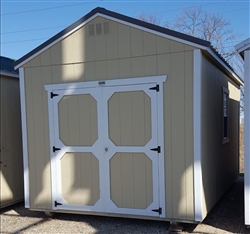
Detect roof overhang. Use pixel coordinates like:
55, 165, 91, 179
0, 70, 19, 78
13, 7, 243, 86
235, 38, 250, 60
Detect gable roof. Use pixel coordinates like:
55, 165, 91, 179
0, 56, 19, 78
14, 7, 243, 85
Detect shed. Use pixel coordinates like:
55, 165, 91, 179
235, 38, 250, 226
14, 7, 242, 223
0, 56, 23, 208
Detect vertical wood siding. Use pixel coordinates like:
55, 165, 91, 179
201, 55, 240, 216
0, 76, 24, 208
22, 16, 195, 220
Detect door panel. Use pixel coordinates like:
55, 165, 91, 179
60, 152, 100, 206
51, 87, 103, 212
108, 91, 152, 146
110, 152, 153, 209
58, 94, 98, 146
103, 84, 159, 216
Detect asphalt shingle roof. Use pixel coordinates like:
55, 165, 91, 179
1, 56, 19, 74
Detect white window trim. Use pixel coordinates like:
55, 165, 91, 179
193, 49, 203, 222
19, 68, 30, 208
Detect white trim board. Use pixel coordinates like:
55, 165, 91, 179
14, 14, 98, 70
19, 68, 30, 208
45, 75, 167, 91
244, 50, 250, 225
235, 38, 250, 54
0, 71, 19, 78
193, 49, 203, 222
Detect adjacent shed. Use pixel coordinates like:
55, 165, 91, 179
14, 7, 243, 223
235, 38, 250, 226
0, 56, 23, 208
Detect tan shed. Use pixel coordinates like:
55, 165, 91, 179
235, 38, 250, 226
0, 56, 24, 208
14, 8, 243, 224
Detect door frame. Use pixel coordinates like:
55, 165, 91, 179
45, 75, 167, 218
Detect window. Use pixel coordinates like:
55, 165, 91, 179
222, 87, 229, 143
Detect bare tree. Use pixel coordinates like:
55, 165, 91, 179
139, 6, 244, 112
165, 6, 241, 58
138, 13, 162, 26
169, 7, 244, 112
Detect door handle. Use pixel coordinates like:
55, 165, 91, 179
105, 147, 108, 152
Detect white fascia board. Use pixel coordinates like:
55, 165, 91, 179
99, 14, 208, 50
14, 14, 98, 70
193, 49, 203, 222
244, 50, 250, 225
0, 71, 19, 78
19, 68, 30, 208
235, 38, 250, 54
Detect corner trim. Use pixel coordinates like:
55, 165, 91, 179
19, 68, 30, 208
193, 49, 203, 222
244, 50, 250, 225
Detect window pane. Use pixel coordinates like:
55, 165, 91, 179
223, 93, 227, 117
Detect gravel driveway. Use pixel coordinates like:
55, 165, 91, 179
1, 176, 249, 233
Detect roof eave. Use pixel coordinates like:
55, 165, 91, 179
235, 38, 250, 60
0, 70, 19, 78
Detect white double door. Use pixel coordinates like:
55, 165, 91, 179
48, 80, 164, 217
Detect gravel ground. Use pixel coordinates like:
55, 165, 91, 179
0, 176, 249, 234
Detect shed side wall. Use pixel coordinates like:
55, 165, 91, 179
0, 75, 24, 208
22, 16, 195, 221
201, 54, 240, 216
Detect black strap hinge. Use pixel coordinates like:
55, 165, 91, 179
149, 84, 159, 92
51, 92, 59, 98
53, 146, 61, 152
152, 207, 162, 214
150, 146, 161, 153
54, 201, 62, 207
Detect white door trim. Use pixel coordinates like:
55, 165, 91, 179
44, 75, 166, 91
45, 75, 167, 217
